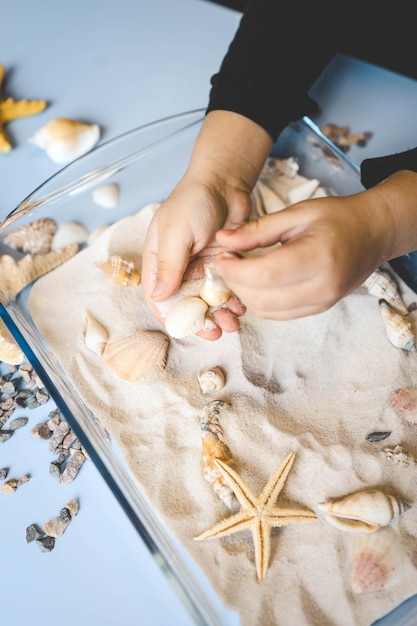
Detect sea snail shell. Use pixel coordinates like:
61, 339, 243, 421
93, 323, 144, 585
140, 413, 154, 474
199, 263, 232, 307
198, 366, 226, 394
318, 488, 410, 533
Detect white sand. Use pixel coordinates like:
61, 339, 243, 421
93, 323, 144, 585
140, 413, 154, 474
28, 203, 417, 626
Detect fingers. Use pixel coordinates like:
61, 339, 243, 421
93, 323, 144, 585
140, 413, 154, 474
216, 209, 298, 251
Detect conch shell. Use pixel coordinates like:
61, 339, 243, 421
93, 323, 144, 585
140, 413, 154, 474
164, 296, 208, 339
378, 299, 416, 351
198, 366, 226, 394
351, 527, 403, 594
2, 218, 56, 254
28, 118, 100, 164
363, 268, 408, 315
199, 263, 232, 307
83, 311, 108, 356
318, 488, 410, 533
95, 255, 141, 287
0, 319, 25, 365
103, 329, 169, 383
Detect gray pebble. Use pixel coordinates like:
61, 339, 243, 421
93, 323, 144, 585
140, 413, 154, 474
9, 416, 28, 431
0, 467, 8, 480
26, 523, 44, 543
365, 431, 391, 442
0, 430, 13, 443
36, 536, 55, 552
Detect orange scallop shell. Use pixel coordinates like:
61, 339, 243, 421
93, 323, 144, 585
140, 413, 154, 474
103, 330, 169, 383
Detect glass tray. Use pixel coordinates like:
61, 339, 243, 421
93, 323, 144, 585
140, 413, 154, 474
0, 109, 375, 625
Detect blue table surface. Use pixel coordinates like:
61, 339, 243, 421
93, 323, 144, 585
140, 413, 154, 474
2, 2, 417, 625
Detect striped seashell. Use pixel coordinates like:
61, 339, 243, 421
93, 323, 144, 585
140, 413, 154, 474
319, 488, 410, 533
201, 431, 235, 508
95, 255, 141, 287
363, 268, 408, 315
3, 218, 56, 254
103, 329, 169, 383
351, 527, 403, 594
378, 299, 416, 351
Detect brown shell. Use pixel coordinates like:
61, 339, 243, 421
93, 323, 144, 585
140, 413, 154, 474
201, 431, 235, 509
103, 330, 169, 383
3, 218, 57, 254
95, 255, 141, 287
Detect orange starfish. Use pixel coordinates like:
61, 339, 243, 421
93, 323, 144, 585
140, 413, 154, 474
0, 63, 47, 152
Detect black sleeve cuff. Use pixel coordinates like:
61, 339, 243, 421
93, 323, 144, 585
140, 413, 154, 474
361, 147, 417, 189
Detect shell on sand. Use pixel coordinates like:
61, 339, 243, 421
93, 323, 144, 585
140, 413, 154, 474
378, 299, 416, 352
201, 431, 235, 508
28, 118, 100, 164
103, 330, 169, 383
388, 386, 417, 425
363, 268, 408, 315
95, 255, 141, 287
83, 311, 109, 356
2, 218, 56, 254
198, 366, 226, 394
0, 319, 25, 365
351, 527, 403, 594
0, 243, 79, 299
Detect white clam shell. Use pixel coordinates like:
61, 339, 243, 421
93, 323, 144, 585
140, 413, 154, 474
319, 488, 410, 533
92, 183, 120, 208
287, 178, 320, 204
83, 312, 109, 356
351, 527, 403, 594
52, 221, 88, 250
164, 296, 208, 339
28, 118, 100, 164
198, 366, 226, 394
199, 263, 232, 307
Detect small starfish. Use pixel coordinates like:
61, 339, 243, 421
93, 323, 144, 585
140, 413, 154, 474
0, 63, 47, 152
194, 451, 317, 579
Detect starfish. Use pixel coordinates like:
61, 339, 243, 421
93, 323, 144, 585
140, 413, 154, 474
194, 451, 317, 579
0, 63, 47, 152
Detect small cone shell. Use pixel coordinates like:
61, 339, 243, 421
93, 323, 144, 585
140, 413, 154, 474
378, 299, 416, 351
95, 255, 141, 287
363, 268, 408, 315
28, 118, 100, 164
201, 431, 235, 508
103, 330, 169, 383
83, 312, 108, 355
3, 218, 56, 254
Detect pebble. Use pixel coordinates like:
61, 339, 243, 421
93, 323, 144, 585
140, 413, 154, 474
44, 516, 70, 538
36, 536, 55, 553
0, 467, 8, 480
1, 478, 17, 493
66, 499, 79, 518
59, 451, 86, 484
365, 431, 392, 442
8, 416, 28, 430
26, 523, 44, 543
30, 422, 52, 440
0, 430, 13, 443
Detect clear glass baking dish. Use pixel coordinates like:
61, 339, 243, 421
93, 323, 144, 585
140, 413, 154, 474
0, 109, 367, 625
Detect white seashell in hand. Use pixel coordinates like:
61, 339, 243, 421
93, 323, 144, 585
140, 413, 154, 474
198, 366, 226, 394
92, 183, 120, 208
28, 118, 100, 164
319, 488, 410, 533
164, 296, 208, 339
287, 178, 320, 204
199, 263, 232, 307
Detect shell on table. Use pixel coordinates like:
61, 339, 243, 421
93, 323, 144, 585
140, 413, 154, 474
52, 221, 88, 250
351, 527, 403, 594
164, 295, 209, 339
388, 386, 417, 425
199, 263, 232, 307
103, 329, 169, 383
92, 183, 120, 209
83, 311, 109, 356
95, 255, 141, 287
0, 319, 25, 365
318, 488, 410, 533
201, 431, 235, 508
28, 118, 100, 164
198, 366, 226, 395
2, 217, 57, 255
363, 268, 408, 315
378, 299, 416, 352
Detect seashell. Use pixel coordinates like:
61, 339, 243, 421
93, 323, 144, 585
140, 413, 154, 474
52, 221, 88, 250
287, 178, 320, 204
103, 329, 169, 383
2, 218, 56, 254
164, 296, 208, 339
318, 488, 410, 533
92, 183, 120, 208
254, 180, 287, 214
83, 311, 108, 355
363, 268, 408, 315
378, 299, 416, 351
351, 527, 403, 594
198, 366, 226, 394
0, 319, 25, 365
382, 445, 415, 468
200, 399, 229, 437
201, 431, 235, 508
28, 118, 100, 164
261, 156, 299, 179
86, 224, 110, 246
199, 263, 232, 307
388, 386, 417, 425
95, 255, 141, 287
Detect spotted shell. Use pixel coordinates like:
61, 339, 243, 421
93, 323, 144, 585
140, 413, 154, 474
363, 268, 408, 315
103, 330, 169, 383
201, 431, 235, 508
3, 218, 56, 254
351, 527, 403, 594
378, 299, 416, 351
95, 255, 141, 287
319, 488, 410, 533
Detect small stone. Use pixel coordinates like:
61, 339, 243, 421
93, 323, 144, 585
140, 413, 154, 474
0, 397, 15, 411
36, 536, 55, 552
26, 396, 40, 410
56, 449, 70, 464
49, 420, 70, 453
365, 431, 391, 442
1, 381, 17, 396
30, 422, 52, 440
59, 451, 86, 484
70, 439, 82, 451
35, 388, 49, 404
66, 499, 79, 518
49, 461, 62, 479
26, 523, 44, 543
0, 467, 8, 480
47, 412, 62, 433
8, 416, 28, 431
62, 430, 77, 449
17, 473, 31, 487
44, 516, 70, 538
0, 430, 13, 443
59, 507, 72, 524
1, 478, 18, 493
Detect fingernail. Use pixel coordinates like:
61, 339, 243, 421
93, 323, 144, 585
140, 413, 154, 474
217, 250, 243, 260
151, 283, 164, 299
